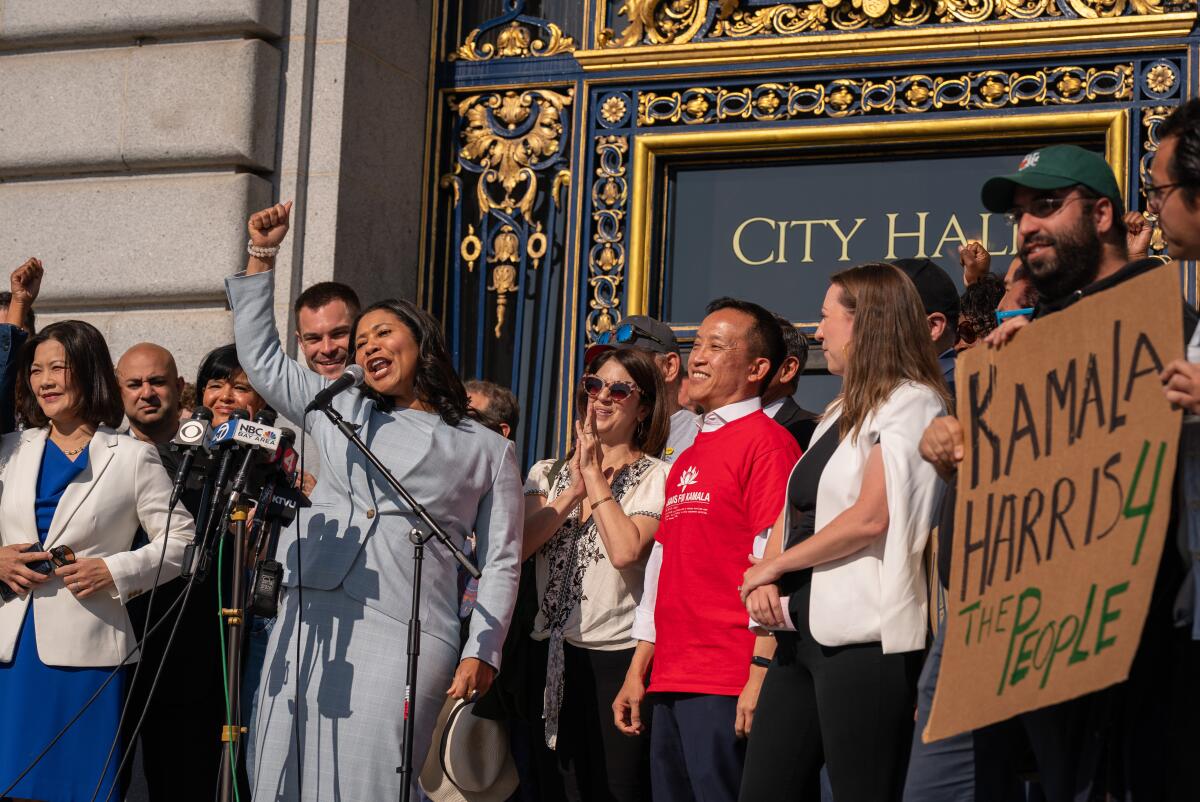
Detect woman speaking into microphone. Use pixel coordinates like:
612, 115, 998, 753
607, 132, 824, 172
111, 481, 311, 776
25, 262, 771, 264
226, 202, 523, 801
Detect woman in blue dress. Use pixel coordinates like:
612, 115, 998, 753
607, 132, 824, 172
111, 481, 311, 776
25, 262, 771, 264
0, 313, 196, 801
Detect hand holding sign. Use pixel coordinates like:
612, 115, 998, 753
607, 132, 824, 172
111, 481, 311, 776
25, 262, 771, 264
1161, 359, 1200, 414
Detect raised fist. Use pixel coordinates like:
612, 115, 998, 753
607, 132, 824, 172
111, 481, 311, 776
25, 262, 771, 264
10, 257, 43, 306
247, 201, 293, 249
1125, 210, 1152, 261
958, 240, 991, 286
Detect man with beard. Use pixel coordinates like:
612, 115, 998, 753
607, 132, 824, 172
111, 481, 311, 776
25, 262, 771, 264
917, 145, 1198, 800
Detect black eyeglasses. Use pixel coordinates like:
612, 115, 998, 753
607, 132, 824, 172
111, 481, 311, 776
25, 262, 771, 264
581, 374, 641, 402
1004, 194, 1091, 225
594, 323, 667, 350
1142, 181, 1186, 211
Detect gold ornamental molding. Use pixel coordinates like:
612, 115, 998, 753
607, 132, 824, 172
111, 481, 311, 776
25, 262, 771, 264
454, 19, 575, 61
579, 2, 1195, 70
623, 109, 1130, 315
600, 0, 1183, 44
637, 65, 1133, 125
446, 88, 574, 337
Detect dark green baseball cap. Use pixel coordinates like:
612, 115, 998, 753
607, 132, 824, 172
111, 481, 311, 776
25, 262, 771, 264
980, 145, 1124, 214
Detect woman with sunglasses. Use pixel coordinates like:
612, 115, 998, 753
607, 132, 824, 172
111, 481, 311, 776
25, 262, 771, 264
0, 319, 196, 802
228, 202, 523, 801
523, 348, 670, 801
737, 263, 949, 802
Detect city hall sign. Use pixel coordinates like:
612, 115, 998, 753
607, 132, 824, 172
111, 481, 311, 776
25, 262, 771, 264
625, 113, 1128, 327
730, 212, 1019, 266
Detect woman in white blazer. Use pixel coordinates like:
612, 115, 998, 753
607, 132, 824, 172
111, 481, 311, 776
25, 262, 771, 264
0, 320, 195, 802
737, 263, 950, 802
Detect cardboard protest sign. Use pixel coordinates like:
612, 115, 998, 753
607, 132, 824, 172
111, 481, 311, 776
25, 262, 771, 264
925, 265, 1183, 741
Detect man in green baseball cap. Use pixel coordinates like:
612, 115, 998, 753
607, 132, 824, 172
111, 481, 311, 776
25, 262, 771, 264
979, 144, 1128, 304
980, 144, 1124, 214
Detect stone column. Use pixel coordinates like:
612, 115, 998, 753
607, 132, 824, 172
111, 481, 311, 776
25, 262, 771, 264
0, 0, 433, 382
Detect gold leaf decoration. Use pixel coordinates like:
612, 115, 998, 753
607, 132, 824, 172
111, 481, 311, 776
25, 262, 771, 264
587, 136, 629, 340
637, 64, 1133, 125
601, 96, 629, 124
455, 20, 575, 61
457, 89, 574, 223
460, 224, 482, 273
603, 0, 710, 46
602, 0, 1178, 44
1145, 63, 1177, 94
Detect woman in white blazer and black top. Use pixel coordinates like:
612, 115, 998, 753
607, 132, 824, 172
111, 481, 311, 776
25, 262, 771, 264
0, 320, 195, 802
737, 263, 950, 802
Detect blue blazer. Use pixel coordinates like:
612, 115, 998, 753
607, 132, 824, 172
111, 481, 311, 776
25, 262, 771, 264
225, 271, 523, 668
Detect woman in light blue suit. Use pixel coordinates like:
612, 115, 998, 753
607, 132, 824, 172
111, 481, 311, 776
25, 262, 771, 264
227, 202, 523, 801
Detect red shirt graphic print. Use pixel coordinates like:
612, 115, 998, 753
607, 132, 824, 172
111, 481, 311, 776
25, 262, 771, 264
650, 410, 801, 696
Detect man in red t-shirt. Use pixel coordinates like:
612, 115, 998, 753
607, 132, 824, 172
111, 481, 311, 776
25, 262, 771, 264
613, 298, 801, 802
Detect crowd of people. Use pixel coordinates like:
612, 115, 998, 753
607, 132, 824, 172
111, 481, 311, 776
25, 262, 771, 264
0, 100, 1197, 802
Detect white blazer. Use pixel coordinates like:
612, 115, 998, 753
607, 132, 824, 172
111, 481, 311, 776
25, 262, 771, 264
808, 381, 946, 654
0, 427, 195, 667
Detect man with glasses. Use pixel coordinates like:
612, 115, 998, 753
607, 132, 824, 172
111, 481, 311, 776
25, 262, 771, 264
1148, 101, 1200, 791
1152, 101, 1200, 417
915, 144, 1198, 800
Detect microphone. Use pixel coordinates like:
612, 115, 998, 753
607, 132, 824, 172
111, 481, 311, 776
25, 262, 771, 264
208, 411, 283, 454
304, 364, 364, 412
168, 406, 213, 509
183, 408, 249, 578
227, 410, 283, 499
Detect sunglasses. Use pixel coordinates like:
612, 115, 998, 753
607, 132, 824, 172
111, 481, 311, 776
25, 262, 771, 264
0, 545, 75, 601
995, 308, 1034, 326
594, 323, 667, 350
581, 374, 641, 402
957, 318, 982, 346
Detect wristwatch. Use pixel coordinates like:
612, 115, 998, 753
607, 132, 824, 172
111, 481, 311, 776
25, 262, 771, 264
750, 655, 771, 669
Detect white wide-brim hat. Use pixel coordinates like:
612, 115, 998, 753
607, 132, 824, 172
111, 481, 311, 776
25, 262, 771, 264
419, 696, 519, 802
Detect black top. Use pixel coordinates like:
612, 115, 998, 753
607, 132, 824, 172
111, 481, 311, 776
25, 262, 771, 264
779, 423, 841, 632
785, 422, 841, 547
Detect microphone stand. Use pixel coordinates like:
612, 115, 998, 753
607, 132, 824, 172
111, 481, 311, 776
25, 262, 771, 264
319, 404, 479, 802
218, 503, 251, 802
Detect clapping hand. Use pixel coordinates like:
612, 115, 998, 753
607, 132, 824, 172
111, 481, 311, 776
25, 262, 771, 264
574, 399, 603, 480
